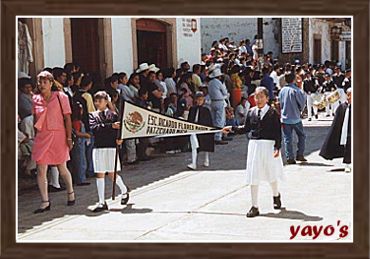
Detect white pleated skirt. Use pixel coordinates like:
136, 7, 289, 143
246, 139, 284, 185
92, 148, 121, 173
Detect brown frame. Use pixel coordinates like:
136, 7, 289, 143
2, 0, 369, 258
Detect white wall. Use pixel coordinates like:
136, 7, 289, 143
42, 18, 66, 68
338, 40, 346, 70
309, 19, 331, 65
200, 18, 257, 53
176, 18, 201, 67
262, 18, 280, 58
111, 18, 134, 74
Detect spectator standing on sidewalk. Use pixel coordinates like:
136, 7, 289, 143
208, 67, 229, 145
278, 71, 307, 164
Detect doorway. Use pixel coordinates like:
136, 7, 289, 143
313, 36, 322, 64
136, 19, 170, 69
70, 18, 104, 88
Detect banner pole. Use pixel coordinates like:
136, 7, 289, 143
112, 94, 125, 200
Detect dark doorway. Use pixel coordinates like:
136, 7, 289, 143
331, 40, 339, 62
70, 18, 104, 88
136, 19, 169, 69
345, 41, 351, 68
313, 37, 322, 64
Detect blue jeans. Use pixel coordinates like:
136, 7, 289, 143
211, 101, 226, 141
85, 135, 95, 177
282, 121, 306, 160
72, 138, 87, 184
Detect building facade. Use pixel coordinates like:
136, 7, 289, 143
19, 17, 201, 83
200, 17, 351, 69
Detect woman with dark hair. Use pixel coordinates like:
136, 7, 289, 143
177, 72, 194, 109
128, 73, 140, 99
31, 71, 75, 213
18, 77, 34, 120
163, 67, 176, 96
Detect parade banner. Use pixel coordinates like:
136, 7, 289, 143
121, 101, 221, 139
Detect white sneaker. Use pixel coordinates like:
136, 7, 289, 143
187, 163, 196, 170
204, 160, 209, 167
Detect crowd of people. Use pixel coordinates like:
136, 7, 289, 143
17, 35, 352, 214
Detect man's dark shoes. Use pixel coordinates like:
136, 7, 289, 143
286, 159, 296, 164
77, 182, 91, 186
246, 206, 260, 218
296, 155, 307, 162
215, 140, 228, 145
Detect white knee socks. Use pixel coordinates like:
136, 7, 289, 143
191, 148, 197, 167
251, 185, 259, 207
96, 178, 105, 205
49, 166, 60, 188
270, 181, 279, 197
115, 175, 128, 195
204, 152, 209, 167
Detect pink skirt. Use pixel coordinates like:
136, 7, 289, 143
32, 130, 70, 165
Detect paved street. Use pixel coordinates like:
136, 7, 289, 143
17, 115, 352, 242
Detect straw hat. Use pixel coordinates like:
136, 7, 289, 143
208, 68, 224, 79
136, 63, 150, 73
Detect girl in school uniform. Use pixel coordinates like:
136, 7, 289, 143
232, 86, 284, 217
89, 91, 129, 212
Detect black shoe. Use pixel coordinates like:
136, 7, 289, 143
246, 206, 260, 218
286, 159, 296, 164
127, 160, 139, 165
121, 192, 130, 205
222, 136, 233, 141
67, 191, 76, 206
215, 140, 228, 145
92, 202, 108, 213
49, 185, 66, 192
138, 156, 151, 161
34, 201, 51, 214
296, 155, 307, 162
326, 114, 330, 117
315, 114, 318, 119
77, 182, 91, 186
308, 118, 312, 121
273, 193, 282, 209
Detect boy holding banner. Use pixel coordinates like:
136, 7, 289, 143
89, 91, 130, 212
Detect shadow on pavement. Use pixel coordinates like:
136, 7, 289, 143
18, 125, 331, 234
297, 162, 333, 167
260, 208, 323, 222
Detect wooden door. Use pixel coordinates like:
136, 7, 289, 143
313, 38, 322, 64
136, 19, 168, 69
71, 18, 102, 83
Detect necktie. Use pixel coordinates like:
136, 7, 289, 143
257, 109, 262, 120
100, 111, 106, 121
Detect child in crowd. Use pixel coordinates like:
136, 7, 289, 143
71, 102, 91, 186
232, 86, 284, 217
187, 91, 215, 170
89, 91, 129, 212
235, 96, 251, 125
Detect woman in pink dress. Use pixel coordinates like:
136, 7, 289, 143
32, 71, 76, 213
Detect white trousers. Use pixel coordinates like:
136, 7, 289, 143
306, 93, 318, 119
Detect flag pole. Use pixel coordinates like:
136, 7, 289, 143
112, 94, 125, 200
